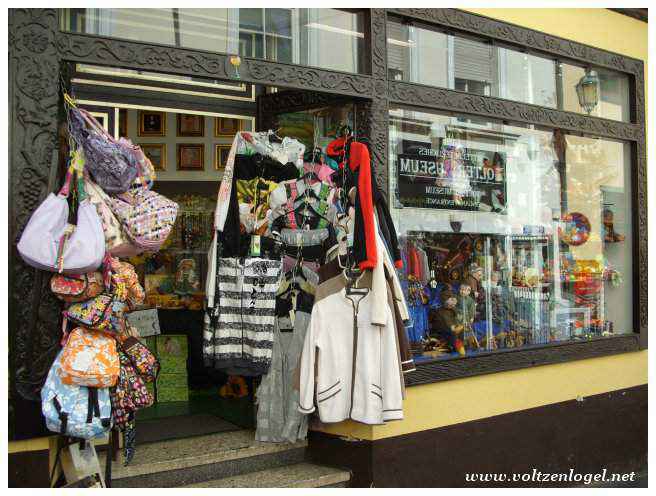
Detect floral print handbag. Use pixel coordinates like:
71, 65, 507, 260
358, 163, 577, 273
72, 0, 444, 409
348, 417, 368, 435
111, 350, 153, 430
63, 294, 128, 335
51, 271, 104, 303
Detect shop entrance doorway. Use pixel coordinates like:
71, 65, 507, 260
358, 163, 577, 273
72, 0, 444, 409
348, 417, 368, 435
70, 68, 360, 444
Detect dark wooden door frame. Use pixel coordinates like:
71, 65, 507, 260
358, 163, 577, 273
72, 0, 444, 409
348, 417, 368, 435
9, 8, 646, 440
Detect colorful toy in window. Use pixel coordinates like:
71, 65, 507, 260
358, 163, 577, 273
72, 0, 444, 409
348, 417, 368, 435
439, 235, 475, 282
602, 208, 625, 243
559, 212, 591, 246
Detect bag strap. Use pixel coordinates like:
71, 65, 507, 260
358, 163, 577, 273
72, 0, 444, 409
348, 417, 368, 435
60, 317, 70, 347
52, 397, 69, 435
58, 164, 75, 198
74, 168, 87, 202
87, 388, 100, 424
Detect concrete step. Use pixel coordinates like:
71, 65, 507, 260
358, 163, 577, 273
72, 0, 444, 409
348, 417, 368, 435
106, 429, 307, 488
184, 462, 351, 488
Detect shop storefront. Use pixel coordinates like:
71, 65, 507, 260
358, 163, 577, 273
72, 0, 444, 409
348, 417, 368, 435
9, 8, 647, 488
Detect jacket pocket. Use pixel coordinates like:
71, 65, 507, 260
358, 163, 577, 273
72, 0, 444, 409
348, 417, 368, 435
371, 383, 383, 401
317, 379, 341, 403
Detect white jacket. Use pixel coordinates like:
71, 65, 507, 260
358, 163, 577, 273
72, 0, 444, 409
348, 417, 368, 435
298, 284, 403, 425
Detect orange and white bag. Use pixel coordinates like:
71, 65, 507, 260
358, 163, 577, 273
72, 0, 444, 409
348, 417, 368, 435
59, 327, 119, 388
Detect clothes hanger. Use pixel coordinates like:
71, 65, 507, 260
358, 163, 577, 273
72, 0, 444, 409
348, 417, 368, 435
269, 128, 283, 144
291, 200, 330, 225
343, 263, 368, 296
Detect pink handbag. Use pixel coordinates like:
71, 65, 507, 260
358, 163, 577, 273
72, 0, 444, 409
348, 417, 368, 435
17, 162, 105, 274
109, 189, 178, 252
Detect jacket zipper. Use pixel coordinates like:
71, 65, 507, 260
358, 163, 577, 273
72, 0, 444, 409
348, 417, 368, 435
346, 294, 362, 420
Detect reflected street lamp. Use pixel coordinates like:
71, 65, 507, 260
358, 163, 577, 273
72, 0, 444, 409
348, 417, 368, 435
575, 69, 600, 115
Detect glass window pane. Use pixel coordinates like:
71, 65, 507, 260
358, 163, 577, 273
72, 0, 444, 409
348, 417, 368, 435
498, 48, 557, 107
265, 9, 292, 37
557, 134, 633, 336
389, 106, 632, 361
61, 8, 365, 73
560, 63, 630, 122
239, 32, 264, 59
239, 8, 264, 32
266, 35, 293, 64
386, 18, 558, 109
300, 9, 365, 73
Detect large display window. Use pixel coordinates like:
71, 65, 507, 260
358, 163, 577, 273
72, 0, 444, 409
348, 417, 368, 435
389, 106, 633, 360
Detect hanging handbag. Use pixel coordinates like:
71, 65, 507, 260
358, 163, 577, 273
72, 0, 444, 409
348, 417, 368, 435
17, 162, 105, 274
59, 327, 120, 388
68, 107, 139, 194
84, 165, 141, 258
109, 188, 179, 252
117, 335, 160, 383
63, 294, 128, 335
105, 256, 145, 310
51, 271, 104, 303
111, 350, 154, 431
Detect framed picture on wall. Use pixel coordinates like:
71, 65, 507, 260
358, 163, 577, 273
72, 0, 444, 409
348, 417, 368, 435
141, 143, 167, 171
177, 144, 204, 171
215, 117, 241, 137
215, 144, 231, 171
177, 114, 205, 137
138, 110, 166, 137
89, 111, 109, 132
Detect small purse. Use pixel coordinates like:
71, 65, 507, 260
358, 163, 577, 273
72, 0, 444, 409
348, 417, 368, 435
106, 257, 145, 310
51, 272, 104, 303
118, 335, 160, 383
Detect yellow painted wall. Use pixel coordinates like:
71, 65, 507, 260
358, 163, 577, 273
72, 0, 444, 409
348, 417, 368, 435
313, 8, 648, 442
372, 350, 647, 440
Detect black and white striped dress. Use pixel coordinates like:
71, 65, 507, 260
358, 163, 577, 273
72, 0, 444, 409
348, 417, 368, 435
203, 257, 282, 376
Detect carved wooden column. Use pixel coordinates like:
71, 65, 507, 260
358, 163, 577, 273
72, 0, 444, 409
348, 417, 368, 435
356, 8, 390, 200
9, 8, 63, 437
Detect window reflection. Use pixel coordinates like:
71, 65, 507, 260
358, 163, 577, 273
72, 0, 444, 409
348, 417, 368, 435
387, 18, 629, 121
387, 18, 558, 108
559, 63, 630, 122
389, 107, 633, 360
61, 8, 365, 74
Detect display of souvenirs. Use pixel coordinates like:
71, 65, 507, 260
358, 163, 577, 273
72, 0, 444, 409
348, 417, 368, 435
602, 207, 625, 243
174, 258, 200, 295
559, 212, 591, 246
